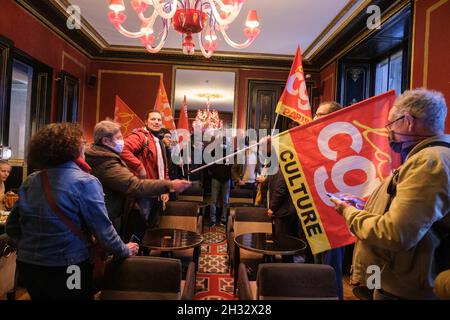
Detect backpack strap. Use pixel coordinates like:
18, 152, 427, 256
41, 170, 87, 243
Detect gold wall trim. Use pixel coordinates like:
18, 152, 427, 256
51, 0, 110, 49
62, 51, 87, 127
96, 70, 163, 123
15, 0, 94, 59
319, 0, 411, 72
171, 66, 239, 130
304, 0, 359, 58
306, 0, 372, 61
423, 0, 448, 88
410, 0, 417, 89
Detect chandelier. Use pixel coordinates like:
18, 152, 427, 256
192, 95, 223, 130
108, 0, 260, 58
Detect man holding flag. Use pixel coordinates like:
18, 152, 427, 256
330, 89, 450, 300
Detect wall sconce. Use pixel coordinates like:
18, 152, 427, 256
0, 146, 12, 159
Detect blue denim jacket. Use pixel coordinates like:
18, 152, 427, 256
6, 161, 129, 266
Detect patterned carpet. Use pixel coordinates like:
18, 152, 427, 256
194, 225, 236, 300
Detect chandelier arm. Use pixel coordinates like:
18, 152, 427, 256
150, 0, 178, 20
115, 24, 146, 38
217, 25, 254, 49
144, 23, 169, 53
138, 7, 159, 22
204, 0, 243, 25
197, 33, 214, 58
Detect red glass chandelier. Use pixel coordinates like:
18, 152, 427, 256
108, 0, 260, 58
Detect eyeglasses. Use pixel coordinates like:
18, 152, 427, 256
385, 115, 405, 131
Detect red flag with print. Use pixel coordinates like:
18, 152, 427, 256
272, 91, 400, 254
113, 95, 144, 136
155, 79, 176, 131
275, 46, 313, 125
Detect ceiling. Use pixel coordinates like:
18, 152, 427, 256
64, 0, 365, 58
48, 0, 372, 113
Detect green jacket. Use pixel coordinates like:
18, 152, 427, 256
344, 135, 450, 299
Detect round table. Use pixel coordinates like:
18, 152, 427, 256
141, 228, 204, 267
233, 232, 306, 292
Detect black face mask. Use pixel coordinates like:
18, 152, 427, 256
388, 131, 403, 153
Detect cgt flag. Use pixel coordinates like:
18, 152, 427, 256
272, 91, 400, 254
155, 79, 176, 131
114, 95, 144, 136
275, 46, 313, 125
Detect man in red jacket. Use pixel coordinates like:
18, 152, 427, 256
121, 110, 170, 228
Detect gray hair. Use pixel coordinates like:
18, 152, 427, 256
93, 120, 121, 144
393, 89, 447, 133
319, 101, 342, 113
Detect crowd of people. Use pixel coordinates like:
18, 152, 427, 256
2, 88, 449, 300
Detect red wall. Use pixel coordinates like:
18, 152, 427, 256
411, 0, 450, 133
84, 61, 172, 141
0, 0, 90, 123
320, 61, 337, 103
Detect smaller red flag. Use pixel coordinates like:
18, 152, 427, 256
177, 95, 190, 143
113, 95, 144, 136
275, 46, 313, 125
154, 79, 176, 131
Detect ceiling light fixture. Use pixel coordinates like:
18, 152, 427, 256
108, 0, 260, 58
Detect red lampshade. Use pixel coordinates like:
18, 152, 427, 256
131, 0, 148, 14
221, 0, 235, 13
109, 0, 125, 12
245, 10, 259, 29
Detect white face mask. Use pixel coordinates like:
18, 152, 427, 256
111, 139, 125, 154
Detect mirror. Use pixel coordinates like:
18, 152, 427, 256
173, 68, 236, 131
57, 71, 79, 123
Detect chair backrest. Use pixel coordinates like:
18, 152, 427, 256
256, 263, 338, 300
159, 201, 199, 233
233, 207, 272, 236
0, 234, 16, 297
229, 188, 253, 204
178, 185, 204, 202
100, 256, 182, 300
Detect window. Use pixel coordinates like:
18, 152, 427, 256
9, 59, 33, 159
374, 50, 403, 96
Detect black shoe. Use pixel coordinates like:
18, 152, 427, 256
209, 221, 217, 227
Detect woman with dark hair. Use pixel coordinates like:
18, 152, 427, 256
6, 123, 139, 300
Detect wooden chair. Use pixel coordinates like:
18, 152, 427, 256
237, 263, 338, 300
100, 256, 196, 300
228, 207, 273, 275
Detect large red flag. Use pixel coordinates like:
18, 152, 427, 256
272, 91, 400, 254
177, 95, 190, 144
113, 95, 144, 136
154, 79, 176, 131
275, 46, 313, 125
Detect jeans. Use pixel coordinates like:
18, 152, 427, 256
316, 247, 345, 300
17, 260, 94, 300
210, 178, 231, 224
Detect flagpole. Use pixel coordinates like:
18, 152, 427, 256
188, 129, 287, 175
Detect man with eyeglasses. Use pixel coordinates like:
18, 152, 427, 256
331, 89, 450, 300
